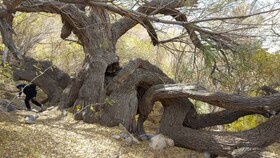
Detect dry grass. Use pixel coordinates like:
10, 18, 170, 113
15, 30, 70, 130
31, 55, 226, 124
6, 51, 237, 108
0, 107, 205, 158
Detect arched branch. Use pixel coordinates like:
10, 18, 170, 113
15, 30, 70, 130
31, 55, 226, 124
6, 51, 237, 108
140, 84, 280, 114
140, 18, 158, 46
184, 107, 259, 129
15, 2, 90, 44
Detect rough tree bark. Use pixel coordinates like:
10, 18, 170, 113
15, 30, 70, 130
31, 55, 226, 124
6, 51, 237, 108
101, 59, 174, 131
0, 0, 23, 59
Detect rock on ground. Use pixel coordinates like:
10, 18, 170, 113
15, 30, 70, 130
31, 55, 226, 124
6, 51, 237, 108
149, 134, 174, 150
0, 99, 15, 112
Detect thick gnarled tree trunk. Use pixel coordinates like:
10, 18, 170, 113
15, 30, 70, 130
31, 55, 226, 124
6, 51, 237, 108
100, 59, 174, 131
62, 6, 119, 123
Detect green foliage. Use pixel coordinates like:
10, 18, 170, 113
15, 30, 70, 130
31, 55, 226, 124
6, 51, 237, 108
251, 49, 280, 86
76, 104, 82, 112
90, 105, 95, 112
202, 46, 216, 67
104, 97, 115, 106
212, 48, 280, 131
0, 44, 4, 51
224, 114, 267, 132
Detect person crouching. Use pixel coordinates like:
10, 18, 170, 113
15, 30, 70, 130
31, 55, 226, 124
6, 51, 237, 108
16, 83, 44, 112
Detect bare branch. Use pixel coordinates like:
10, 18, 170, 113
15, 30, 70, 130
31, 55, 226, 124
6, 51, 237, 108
140, 84, 280, 115
87, 1, 280, 26
185, 109, 264, 129
0, 17, 22, 59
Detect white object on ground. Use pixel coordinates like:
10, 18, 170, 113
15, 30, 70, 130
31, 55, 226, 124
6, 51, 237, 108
149, 134, 174, 150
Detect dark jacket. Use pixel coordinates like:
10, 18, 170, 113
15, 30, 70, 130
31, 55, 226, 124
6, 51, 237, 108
17, 84, 37, 98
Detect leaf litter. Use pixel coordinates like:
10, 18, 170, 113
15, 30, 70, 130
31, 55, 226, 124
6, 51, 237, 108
0, 107, 205, 158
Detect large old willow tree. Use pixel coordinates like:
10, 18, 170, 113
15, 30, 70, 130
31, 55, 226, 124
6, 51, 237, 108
1, 0, 280, 157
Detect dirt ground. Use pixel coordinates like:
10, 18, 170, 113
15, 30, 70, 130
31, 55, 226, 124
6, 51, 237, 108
0, 106, 206, 158
1, 98, 280, 158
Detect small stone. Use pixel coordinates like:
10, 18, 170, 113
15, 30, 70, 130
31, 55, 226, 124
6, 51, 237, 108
62, 109, 68, 116
0, 99, 15, 112
203, 152, 211, 158
25, 115, 38, 124
112, 135, 121, 140
139, 134, 155, 141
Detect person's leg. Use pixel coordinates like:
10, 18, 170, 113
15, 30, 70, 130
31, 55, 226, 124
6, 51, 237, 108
31, 97, 45, 112
31, 98, 42, 107
24, 96, 31, 110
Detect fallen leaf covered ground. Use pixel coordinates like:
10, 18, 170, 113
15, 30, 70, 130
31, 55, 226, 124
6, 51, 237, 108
0, 107, 206, 158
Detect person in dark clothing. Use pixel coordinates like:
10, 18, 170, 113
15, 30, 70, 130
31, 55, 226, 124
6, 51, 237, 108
16, 83, 43, 111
